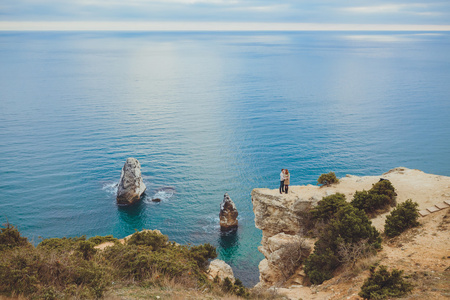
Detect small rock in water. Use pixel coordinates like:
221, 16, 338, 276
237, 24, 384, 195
219, 193, 238, 231
152, 198, 161, 202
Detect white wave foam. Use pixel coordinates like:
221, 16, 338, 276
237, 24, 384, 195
102, 182, 118, 195
201, 215, 221, 233
145, 187, 175, 203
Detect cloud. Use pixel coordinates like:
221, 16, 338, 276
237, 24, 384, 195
342, 3, 439, 15
1, 21, 450, 31
226, 4, 289, 12
1, 0, 449, 26
343, 4, 416, 13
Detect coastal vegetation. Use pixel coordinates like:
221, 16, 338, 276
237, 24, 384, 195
359, 265, 413, 299
303, 179, 417, 285
0, 223, 277, 299
317, 172, 339, 186
351, 180, 397, 215
384, 199, 420, 237
304, 196, 382, 284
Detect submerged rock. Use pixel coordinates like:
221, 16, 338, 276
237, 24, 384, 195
219, 193, 238, 231
116, 158, 146, 205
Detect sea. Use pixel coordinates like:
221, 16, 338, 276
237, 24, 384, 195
0, 31, 449, 286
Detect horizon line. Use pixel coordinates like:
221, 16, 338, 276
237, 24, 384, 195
1, 21, 450, 32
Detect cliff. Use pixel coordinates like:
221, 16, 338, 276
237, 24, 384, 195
252, 167, 450, 298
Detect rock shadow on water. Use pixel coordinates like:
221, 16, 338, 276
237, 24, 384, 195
117, 196, 147, 231
218, 228, 239, 260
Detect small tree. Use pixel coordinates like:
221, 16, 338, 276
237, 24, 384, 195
305, 205, 381, 284
317, 172, 339, 186
311, 193, 347, 223
0, 222, 30, 251
384, 199, 420, 238
351, 190, 391, 214
359, 265, 413, 299
369, 180, 397, 207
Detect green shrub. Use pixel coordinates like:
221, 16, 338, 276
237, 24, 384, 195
359, 265, 413, 299
220, 277, 249, 297
102, 241, 216, 281
369, 180, 397, 207
384, 199, 420, 238
188, 243, 217, 270
37, 236, 87, 251
310, 193, 348, 223
351, 190, 390, 214
0, 247, 39, 295
351, 180, 397, 215
221, 277, 234, 292
77, 240, 97, 260
304, 248, 339, 284
87, 234, 118, 246
305, 205, 381, 284
0, 222, 30, 251
317, 172, 339, 186
329, 205, 381, 249
127, 230, 169, 250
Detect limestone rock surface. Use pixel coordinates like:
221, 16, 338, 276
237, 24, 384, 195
219, 193, 238, 231
116, 158, 146, 205
206, 259, 235, 283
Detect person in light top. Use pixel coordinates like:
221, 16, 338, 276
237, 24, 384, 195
279, 169, 285, 194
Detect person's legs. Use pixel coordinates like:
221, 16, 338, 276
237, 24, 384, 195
279, 181, 285, 193
285, 185, 289, 194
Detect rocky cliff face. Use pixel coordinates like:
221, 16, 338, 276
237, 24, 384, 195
251, 187, 319, 287
117, 158, 147, 205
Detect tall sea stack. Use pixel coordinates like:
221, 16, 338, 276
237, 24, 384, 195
116, 158, 146, 205
219, 193, 238, 231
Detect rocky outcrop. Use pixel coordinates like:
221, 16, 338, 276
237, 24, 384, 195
252, 188, 316, 287
219, 193, 238, 231
258, 233, 311, 286
206, 259, 235, 283
117, 158, 146, 205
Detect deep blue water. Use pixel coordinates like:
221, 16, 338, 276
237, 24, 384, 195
0, 31, 449, 286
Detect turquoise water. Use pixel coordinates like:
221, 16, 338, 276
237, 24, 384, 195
0, 31, 449, 286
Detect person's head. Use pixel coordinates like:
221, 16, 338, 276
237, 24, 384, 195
281, 169, 284, 172
285, 169, 289, 174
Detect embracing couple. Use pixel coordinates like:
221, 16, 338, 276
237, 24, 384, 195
279, 169, 290, 194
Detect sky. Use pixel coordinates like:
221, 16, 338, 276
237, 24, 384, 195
1, 0, 450, 31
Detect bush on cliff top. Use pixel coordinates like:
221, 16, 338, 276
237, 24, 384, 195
369, 180, 397, 207
310, 193, 348, 223
351, 180, 397, 215
317, 172, 339, 186
384, 199, 420, 238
